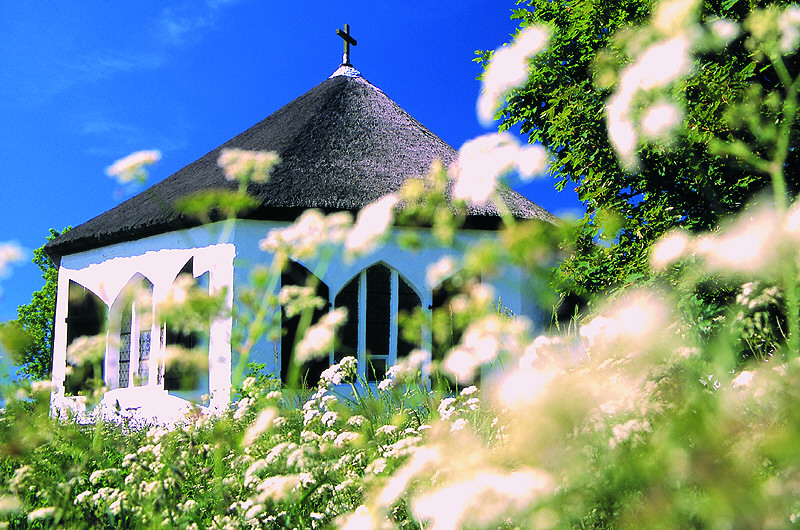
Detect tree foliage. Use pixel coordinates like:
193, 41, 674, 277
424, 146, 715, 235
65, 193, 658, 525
8, 228, 67, 380
487, 0, 799, 298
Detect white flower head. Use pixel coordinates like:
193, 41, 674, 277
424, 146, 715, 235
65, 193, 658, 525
478, 25, 549, 126
605, 35, 693, 170
426, 256, 459, 289
260, 209, 352, 262
345, 194, 399, 257
653, 0, 699, 36
217, 149, 279, 184
242, 408, 277, 446
708, 17, 740, 44
294, 308, 347, 364
0, 242, 24, 279
452, 132, 547, 203
66, 334, 107, 368
778, 5, 800, 53
106, 150, 161, 184
640, 102, 683, 140
651, 229, 692, 271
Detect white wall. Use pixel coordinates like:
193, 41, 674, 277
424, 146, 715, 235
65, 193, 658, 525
50, 224, 235, 421
51, 218, 548, 423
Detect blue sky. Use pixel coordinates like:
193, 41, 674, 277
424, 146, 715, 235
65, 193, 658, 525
0, 0, 583, 324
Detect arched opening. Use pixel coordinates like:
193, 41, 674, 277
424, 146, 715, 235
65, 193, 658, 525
432, 271, 481, 384
162, 258, 209, 401
64, 281, 106, 396
280, 261, 330, 387
334, 263, 422, 382
110, 275, 154, 389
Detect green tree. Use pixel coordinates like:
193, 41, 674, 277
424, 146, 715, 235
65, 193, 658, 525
485, 0, 799, 299
8, 228, 67, 380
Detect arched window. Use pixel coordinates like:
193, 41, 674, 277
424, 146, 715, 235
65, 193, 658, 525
280, 261, 330, 387
110, 275, 154, 389
64, 281, 106, 396
334, 263, 421, 382
432, 271, 482, 384
162, 258, 209, 401
431, 274, 465, 363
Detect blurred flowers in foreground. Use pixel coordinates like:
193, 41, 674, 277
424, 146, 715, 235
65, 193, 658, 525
218, 148, 280, 185
478, 25, 550, 127
5, 0, 800, 528
0, 242, 24, 279
105, 149, 161, 185
0, 241, 24, 300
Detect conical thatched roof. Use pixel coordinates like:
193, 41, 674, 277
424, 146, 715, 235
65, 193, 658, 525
46, 65, 555, 261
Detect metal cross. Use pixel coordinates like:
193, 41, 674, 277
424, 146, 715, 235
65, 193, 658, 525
336, 24, 357, 66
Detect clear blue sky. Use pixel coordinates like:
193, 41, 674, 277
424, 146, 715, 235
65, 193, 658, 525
0, 1, 583, 324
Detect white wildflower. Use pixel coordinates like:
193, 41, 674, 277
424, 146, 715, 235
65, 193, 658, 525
66, 334, 106, 368
640, 102, 683, 140
451, 133, 546, 204
260, 209, 352, 261
345, 194, 399, 257
450, 418, 468, 433
653, 0, 699, 36
255, 475, 300, 502
708, 17, 740, 43
732, 370, 755, 389
651, 229, 692, 271
478, 26, 549, 126
106, 150, 161, 184
426, 255, 459, 289
348, 415, 366, 427
217, 149, 279, 183
778, 5, 800, 53
334, 431, 359, 447
367, 458, 387, 475
496, 366, 560, 408
606, 35, 693, 170
437, 397, 457, 421
295, 308, 348, 363
321, 410, 338, 427
0, 242, 24, 278
376, 425, 398, 437
298, 472, 315, 487
320, 356, 357, 386
27, 507, 56, 522
242, 407, 277, 446
609, 419, 652, 448
412, 468, 554, 529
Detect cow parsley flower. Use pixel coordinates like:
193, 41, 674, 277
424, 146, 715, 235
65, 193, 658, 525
217, 149, 279, 184
106, 150, 161, 184
478, 25, 549, 126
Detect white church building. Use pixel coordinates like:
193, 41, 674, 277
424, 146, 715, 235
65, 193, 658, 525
45, 50, 556, 422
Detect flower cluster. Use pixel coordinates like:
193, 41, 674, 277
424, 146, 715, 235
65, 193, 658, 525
259, 209, 352, 266
218, 148, 280, 184
105, 149, 161, 184
478, 25, 550, 126
651, 201, 800, 275
451, 132, 548, 203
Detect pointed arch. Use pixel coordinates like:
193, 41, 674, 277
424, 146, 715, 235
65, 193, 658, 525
280, 260, 330, 387
108, 273, 154, 389
64, 281, 107, 396
162, 257, 210, 402
334, 262, 423, 382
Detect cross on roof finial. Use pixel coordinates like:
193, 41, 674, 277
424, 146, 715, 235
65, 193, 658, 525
336, 24, 357, 66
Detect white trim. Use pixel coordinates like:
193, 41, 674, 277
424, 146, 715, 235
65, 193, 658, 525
335, 263, 423, 382
357, 269, 367, 378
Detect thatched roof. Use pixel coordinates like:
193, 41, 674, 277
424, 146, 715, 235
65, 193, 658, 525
46, 65, 556, 261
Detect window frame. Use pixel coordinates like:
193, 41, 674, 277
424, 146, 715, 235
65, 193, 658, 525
334, 263, 422, 382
